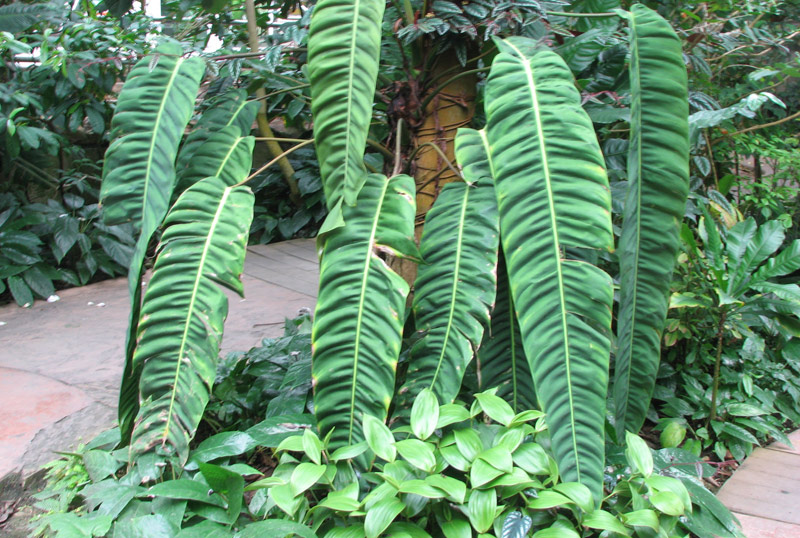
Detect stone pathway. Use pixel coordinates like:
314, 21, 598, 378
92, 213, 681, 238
0, 239, 318, 482
718, 429, 800, 537
2, 237, 800, 537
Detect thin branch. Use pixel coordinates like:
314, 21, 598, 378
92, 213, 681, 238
366, 138, 395, 161
712, 108, 800, 144
392, 119, 404, 177
419, 67, 490, 112
407, 142, 462, 180
253, 137, 309, 143
545, 10, 619, 17
239, 139, 315, 185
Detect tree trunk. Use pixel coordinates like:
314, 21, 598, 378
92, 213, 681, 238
393, 52, 477, 287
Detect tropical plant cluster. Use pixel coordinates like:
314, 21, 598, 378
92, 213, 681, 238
8, 0, 800, 536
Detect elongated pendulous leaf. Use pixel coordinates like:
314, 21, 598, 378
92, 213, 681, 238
485, 37, 614, 501
312, 173, 418, 458
307, 0, 385, 224
400, 130, 499, 406
614, 4, 689, 442
100, 43, 205, 441
129, 176, 254, 469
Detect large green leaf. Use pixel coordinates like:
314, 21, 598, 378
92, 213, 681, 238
484, 37, 613, 501
129, 176, 254, 469
175, 126, 255, 193
400, 130, 499, 406
100, 44, 205, 442
728, 219, 784, 296
478, 253, 535, 413
100, 44, 204, 232
614, 4, 689, 441
175, 89, 259, 178
307, 0, 385, 226
312, 173, 418, 456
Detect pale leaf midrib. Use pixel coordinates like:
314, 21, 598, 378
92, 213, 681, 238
506, 42, 580, 478
620, 12, 644, 431
141, 58, 184, 231
161, 184, 234, 445
429, 187, 470, 391
349, 177, 390, 444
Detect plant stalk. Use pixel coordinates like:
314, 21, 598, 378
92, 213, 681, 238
244, 0, 301, 205
708, 308, 727, 423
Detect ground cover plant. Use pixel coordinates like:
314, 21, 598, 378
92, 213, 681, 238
13, 0, 800, 535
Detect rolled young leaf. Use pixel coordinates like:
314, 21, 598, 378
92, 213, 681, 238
485, 37, 614, 501
614, 4, 689, 441
99, 43, 205, 441
307, 0, 385, 227
312, 173, 418, 458
129, 176, 255, 469
400, 128, 499, 407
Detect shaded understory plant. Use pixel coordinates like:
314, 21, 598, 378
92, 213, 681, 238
657, 208, 800, 461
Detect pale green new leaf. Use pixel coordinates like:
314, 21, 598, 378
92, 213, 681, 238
100, 44, 205, 442
485, 37, 613, 501
400, 129, 499, 406
175, 89, 259, 177
175, 126, 255, 193
614, 4, 689, 441
129, 176, 254, 468
308, 0, 385, 222
312, 173, 418, 458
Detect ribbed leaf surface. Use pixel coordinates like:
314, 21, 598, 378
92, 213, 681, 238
485, 37, 613, 500
308, 0, 385, 221
402, 138, 499, 403
101, 44, 204, 230
614, 4, 689, 441
175, 89, 258, 177
100, 44, 205, 442
312, 173, 417, 454
175, 126, 255, 193
129, 177, 254, 468
478, 254, 535, 412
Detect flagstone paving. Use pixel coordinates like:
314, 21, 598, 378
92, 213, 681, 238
0, 239, 318, 482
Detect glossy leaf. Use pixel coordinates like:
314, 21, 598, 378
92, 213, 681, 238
402, 136, 499, 404
365, 497, 405, 538
501, 511, 532, 538
614, 4, 690, 441
485, 37, 613, 501
308, 0, 385, 223
129, 177, 254, 469
312, 173, 418, 457
101, 44, 205, 441
410, 389, 439, 441
467, 488, 497, 533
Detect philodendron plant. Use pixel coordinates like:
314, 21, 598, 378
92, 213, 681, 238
101, 0, 689, 516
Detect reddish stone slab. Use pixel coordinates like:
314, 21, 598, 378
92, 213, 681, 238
0, 368, 91, 477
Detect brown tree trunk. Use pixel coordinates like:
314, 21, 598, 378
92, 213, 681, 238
393, 52, 477, 287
